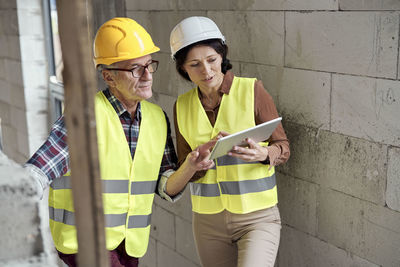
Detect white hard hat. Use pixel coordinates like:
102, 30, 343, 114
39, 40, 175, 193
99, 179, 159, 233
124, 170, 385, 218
170, 16, 225, 59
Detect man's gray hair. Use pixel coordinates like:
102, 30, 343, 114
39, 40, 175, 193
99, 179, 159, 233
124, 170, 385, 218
96, 64, 108, 73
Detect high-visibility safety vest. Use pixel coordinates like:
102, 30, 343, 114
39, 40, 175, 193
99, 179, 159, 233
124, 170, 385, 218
176, 76, 277, 214
48, 91, 167, 257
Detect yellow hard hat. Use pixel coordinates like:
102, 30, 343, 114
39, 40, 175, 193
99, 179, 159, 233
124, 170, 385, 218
93, 17, 160, 67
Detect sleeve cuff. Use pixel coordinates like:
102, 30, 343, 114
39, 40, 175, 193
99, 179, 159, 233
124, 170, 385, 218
158, 169, 184, 203
263, 146, 280, 166
23, 163, 48, 200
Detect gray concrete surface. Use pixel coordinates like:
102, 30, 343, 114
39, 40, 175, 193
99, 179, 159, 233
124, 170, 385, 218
0, 151, 58, 266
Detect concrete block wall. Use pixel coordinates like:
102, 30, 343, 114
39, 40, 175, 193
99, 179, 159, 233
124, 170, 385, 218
125, 1, 400, 266
0, 0, 50, 163
0, 0, 26, 162
0, 0, 59, 266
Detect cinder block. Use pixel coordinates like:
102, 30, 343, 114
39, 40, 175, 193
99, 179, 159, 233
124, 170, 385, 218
279, 225, 379, 267
5, 59, 23, 87
280, 122, 387, 205
151, 52, 194, 97
240, 63, 283, 104
339, 0, 400, 10
148, 11, 207, 55
332, 75, 400, 146
178, 0, 237, 10
276, 172, 318, 235
16, 0, 41, 10
16, 9, 43, 36
20, 36, 45, 62
318, 188, 400, 267
285, 12, 399, 78
279, 68, 331, 129
13, 151, 29, 164
10, 85, 25, 110
154, 186, 193, 222
126, 0, 176, 11
140, 237, 157, 267
24, 86, 48, 112
10, 106, 27, 133
157, 242, 200, 267
238, 0, 338, 10
25, 112, 53, 145
225, 60, 241, 79
149, 92, 177, 139
21, 61, 47, 89
0, 80, 10, 103
126, 11, 151, 34
150, 205, 175, 248
175, 217, 200, 265
2, 10, 18, 36
0, 35, 7, 58
1, 124, 18, 160
27, 134, 48, 156
17, 130, 29, 157
387, 146, 400, 212
0, 101, 11, 125
0, 0, 17, 9
209, 11, 284, 66
0, 59, 6, 79
6, 35, 20, 60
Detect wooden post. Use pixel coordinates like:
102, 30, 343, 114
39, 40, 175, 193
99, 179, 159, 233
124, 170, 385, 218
56, 1, 109, 266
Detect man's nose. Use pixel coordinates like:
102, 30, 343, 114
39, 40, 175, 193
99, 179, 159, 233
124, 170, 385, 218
140, 67, 152, 80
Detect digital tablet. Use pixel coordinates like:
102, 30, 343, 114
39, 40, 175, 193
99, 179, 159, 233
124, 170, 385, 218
209, 117, 282, 160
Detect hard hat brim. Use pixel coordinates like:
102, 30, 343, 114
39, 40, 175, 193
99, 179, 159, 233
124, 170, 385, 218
94, 46, 160, 67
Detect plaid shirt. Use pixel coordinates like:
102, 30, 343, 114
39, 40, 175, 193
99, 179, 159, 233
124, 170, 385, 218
26, 89, 177, 184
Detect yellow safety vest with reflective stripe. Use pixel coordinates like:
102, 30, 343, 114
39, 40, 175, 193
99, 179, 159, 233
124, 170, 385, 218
176, 76, 277, 214
48, 91, 167, 256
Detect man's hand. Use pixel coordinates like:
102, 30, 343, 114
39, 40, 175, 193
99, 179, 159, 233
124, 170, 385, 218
228, 138, 269, 162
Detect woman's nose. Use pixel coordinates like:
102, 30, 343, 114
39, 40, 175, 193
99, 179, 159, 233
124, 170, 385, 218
202, 63, 212, 74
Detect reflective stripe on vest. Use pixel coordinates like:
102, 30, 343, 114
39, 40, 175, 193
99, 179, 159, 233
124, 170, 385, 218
190, 173, 276, 196
49, 207, 152, 228
50, 176, 157, 195
177, 76, 278, 214
48, 91, 167, 256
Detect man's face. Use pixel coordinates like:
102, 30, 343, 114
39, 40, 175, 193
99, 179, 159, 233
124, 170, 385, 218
103, 55, 154, 104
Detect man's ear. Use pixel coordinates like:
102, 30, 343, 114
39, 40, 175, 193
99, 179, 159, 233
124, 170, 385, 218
102, 70, 115, 87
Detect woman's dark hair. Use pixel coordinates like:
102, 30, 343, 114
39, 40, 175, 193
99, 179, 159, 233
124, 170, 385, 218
174, 39, 232, 82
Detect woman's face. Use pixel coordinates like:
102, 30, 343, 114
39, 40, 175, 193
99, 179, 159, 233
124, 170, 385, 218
182, 45, 224, 92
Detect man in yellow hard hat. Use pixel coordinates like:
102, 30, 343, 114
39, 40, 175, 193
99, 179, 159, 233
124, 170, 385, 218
24, 17, 214, 267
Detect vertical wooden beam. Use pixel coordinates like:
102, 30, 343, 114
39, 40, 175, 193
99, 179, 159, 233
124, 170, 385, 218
56, 1, 109, 266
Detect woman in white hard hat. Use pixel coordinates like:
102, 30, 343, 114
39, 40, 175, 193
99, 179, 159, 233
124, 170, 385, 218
170, 16, 290, 267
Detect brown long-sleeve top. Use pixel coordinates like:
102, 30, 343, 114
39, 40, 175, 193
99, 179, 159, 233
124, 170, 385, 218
173, 71, 290, 180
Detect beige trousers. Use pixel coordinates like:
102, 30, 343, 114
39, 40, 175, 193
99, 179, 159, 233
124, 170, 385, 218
192, 205, 281, 267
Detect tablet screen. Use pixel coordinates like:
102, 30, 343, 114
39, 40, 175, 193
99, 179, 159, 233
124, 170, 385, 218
209, 117, 282, 160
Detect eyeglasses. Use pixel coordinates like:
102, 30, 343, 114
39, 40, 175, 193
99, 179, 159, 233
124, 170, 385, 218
106, 60, 159, 78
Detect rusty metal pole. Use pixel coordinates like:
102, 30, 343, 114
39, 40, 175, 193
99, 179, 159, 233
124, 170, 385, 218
56, 0, 109, 266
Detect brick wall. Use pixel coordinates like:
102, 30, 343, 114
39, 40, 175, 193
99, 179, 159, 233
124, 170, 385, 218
125, 1, 400, 266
